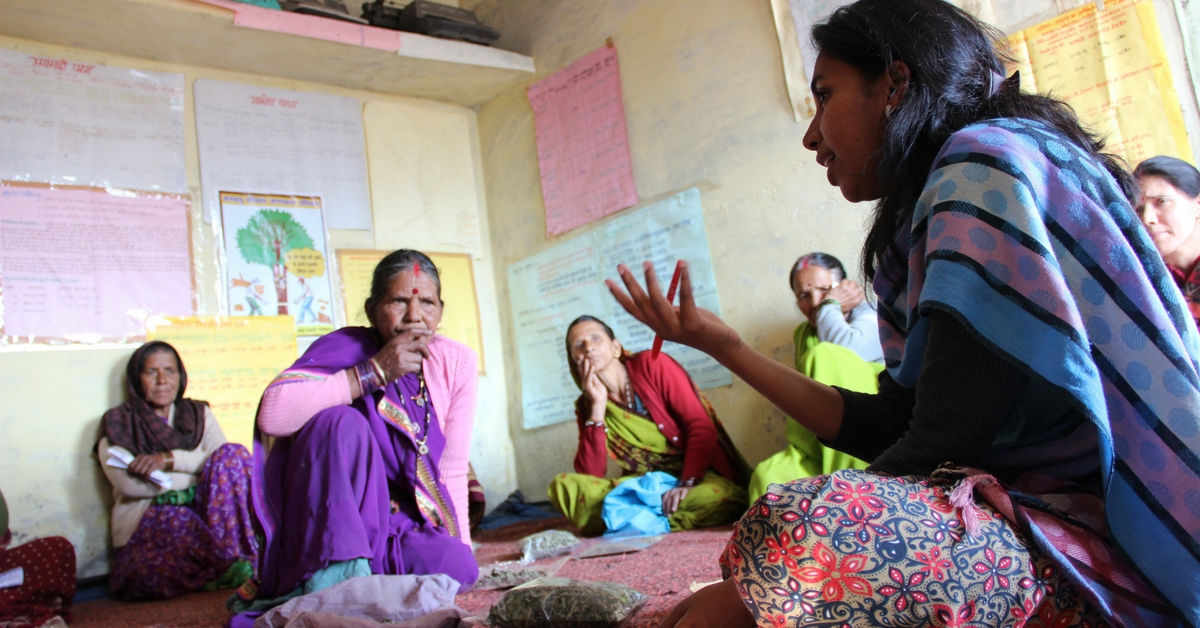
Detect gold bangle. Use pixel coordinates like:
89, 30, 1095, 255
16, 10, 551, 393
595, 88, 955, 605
369, 357, 387, 382
161, 451, 174, 472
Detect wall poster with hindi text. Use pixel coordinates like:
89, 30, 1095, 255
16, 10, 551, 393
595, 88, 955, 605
336, 249, 485, 374
508, 189, 729, 429
1003, 0, 1193, 165
527, 45, 639, 236
195, 79, 372, 230
147, 316, 297, 448
0, 185, 192, 343
0, 49, 186, 193
220, 192, 335, 336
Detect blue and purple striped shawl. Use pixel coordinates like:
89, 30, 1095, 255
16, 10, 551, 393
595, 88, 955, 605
873, 118, 1200, 624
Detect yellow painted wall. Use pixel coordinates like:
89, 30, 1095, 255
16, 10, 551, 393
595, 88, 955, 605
472, 0, 875, 496
0, 34, 517, 578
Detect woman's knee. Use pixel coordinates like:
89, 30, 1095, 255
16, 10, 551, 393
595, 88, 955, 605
295, 407, 372, 451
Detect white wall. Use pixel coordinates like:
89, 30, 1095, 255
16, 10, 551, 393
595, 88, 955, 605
0, 34, 517, 578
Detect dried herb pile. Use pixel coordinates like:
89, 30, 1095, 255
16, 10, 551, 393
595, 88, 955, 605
516, 530, 580, 562
488, 577, 648, 628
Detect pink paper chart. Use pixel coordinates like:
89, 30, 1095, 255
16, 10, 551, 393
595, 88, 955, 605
528, 45, 639, 236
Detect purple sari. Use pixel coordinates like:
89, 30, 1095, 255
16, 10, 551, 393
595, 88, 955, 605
249, 328, 478, 601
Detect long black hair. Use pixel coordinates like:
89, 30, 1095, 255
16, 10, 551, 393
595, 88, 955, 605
1134, 156, 1200, 198
811, 0, 1131, 279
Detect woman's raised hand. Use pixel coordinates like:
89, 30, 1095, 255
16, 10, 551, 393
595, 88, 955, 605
605, 262, 743, 362
373, 328, 433, 381
827, 279, 865, 314
580, 357, 608, 406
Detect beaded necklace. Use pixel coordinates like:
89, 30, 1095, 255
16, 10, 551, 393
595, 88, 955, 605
412, 370, 431, 456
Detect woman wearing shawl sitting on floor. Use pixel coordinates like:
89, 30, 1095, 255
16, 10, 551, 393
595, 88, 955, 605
98, 341, 256, 600
233, 249, 478, 621
748, 252, 880, 502
1134, 156, 1200, 326
547, 315, 749, 536
610, 0, 1199, 625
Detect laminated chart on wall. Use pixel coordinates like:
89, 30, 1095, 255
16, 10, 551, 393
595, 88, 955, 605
336, 249, 485, 373
508, 189, 730, 429
527, 45, 638, 236
769, 0, 855, 120
0, 49, 186, 193
1004, 0, 1193, 165
220, 192, 336, 336
194, 79, 372, 230
147, 316, 297, 448
363, 102, 482, 257
0, 185, 192, 344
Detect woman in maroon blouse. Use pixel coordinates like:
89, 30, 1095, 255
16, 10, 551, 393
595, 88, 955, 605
547, 316, 749, 535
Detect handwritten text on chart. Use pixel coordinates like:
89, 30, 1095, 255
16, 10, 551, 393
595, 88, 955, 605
30, 57, 94, 73
147, 316, 297, 448
249, 94, 300, 108
527, 45, 638, 235
0, 49, 187, 193
1006, 0, 1192, 164
0, 187, 191, 341
508, 189, 729, 429
194, 79, 371, 230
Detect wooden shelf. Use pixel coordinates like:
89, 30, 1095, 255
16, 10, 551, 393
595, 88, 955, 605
0, 0, 535, 107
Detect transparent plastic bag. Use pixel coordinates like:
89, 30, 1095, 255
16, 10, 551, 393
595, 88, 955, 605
516, 530, 580, 563
474, 556, 570, 591
487, 577, 648, 628
572, 534, 665, 559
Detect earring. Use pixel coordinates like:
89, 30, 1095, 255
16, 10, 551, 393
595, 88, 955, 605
884, 104, 893, 118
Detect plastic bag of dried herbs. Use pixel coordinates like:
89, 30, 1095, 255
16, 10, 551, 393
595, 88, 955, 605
474, 556, 569, 590
487, 577, 648, 628
516, 529, 580, 563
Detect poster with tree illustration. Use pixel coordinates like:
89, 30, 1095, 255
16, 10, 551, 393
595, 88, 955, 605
219, 192, 336, 336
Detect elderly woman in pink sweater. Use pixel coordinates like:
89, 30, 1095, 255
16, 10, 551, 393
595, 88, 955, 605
233, 249, 478, 620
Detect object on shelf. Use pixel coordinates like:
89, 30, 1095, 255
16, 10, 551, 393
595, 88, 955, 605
280, 0, 367, 24
362, 0, 499, 46
232, 0, 281, 8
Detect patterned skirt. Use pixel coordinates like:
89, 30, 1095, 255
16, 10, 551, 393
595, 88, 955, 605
721, 469, 1111, 628
109, 443, 257, 600
0, 536, 75, 627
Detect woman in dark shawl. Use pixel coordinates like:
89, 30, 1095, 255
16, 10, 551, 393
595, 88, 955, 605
98, 341, 257, 600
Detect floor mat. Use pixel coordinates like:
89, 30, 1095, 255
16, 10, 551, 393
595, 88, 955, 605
70, 519, 733, 627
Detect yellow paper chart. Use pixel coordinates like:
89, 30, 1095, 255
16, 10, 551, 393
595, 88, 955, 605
336, 250, 485, 374
1005, 0, 1192, 165
146, 316, 297, 448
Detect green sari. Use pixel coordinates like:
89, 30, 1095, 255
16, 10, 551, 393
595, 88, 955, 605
747, 322, 882, 502
548, 399, 747, 536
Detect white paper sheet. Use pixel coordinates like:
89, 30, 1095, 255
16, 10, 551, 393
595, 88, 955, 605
508, 189, 730, 429
0, 49, 185, 193
194, 79, 372, 230
0, 568, 24, 589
